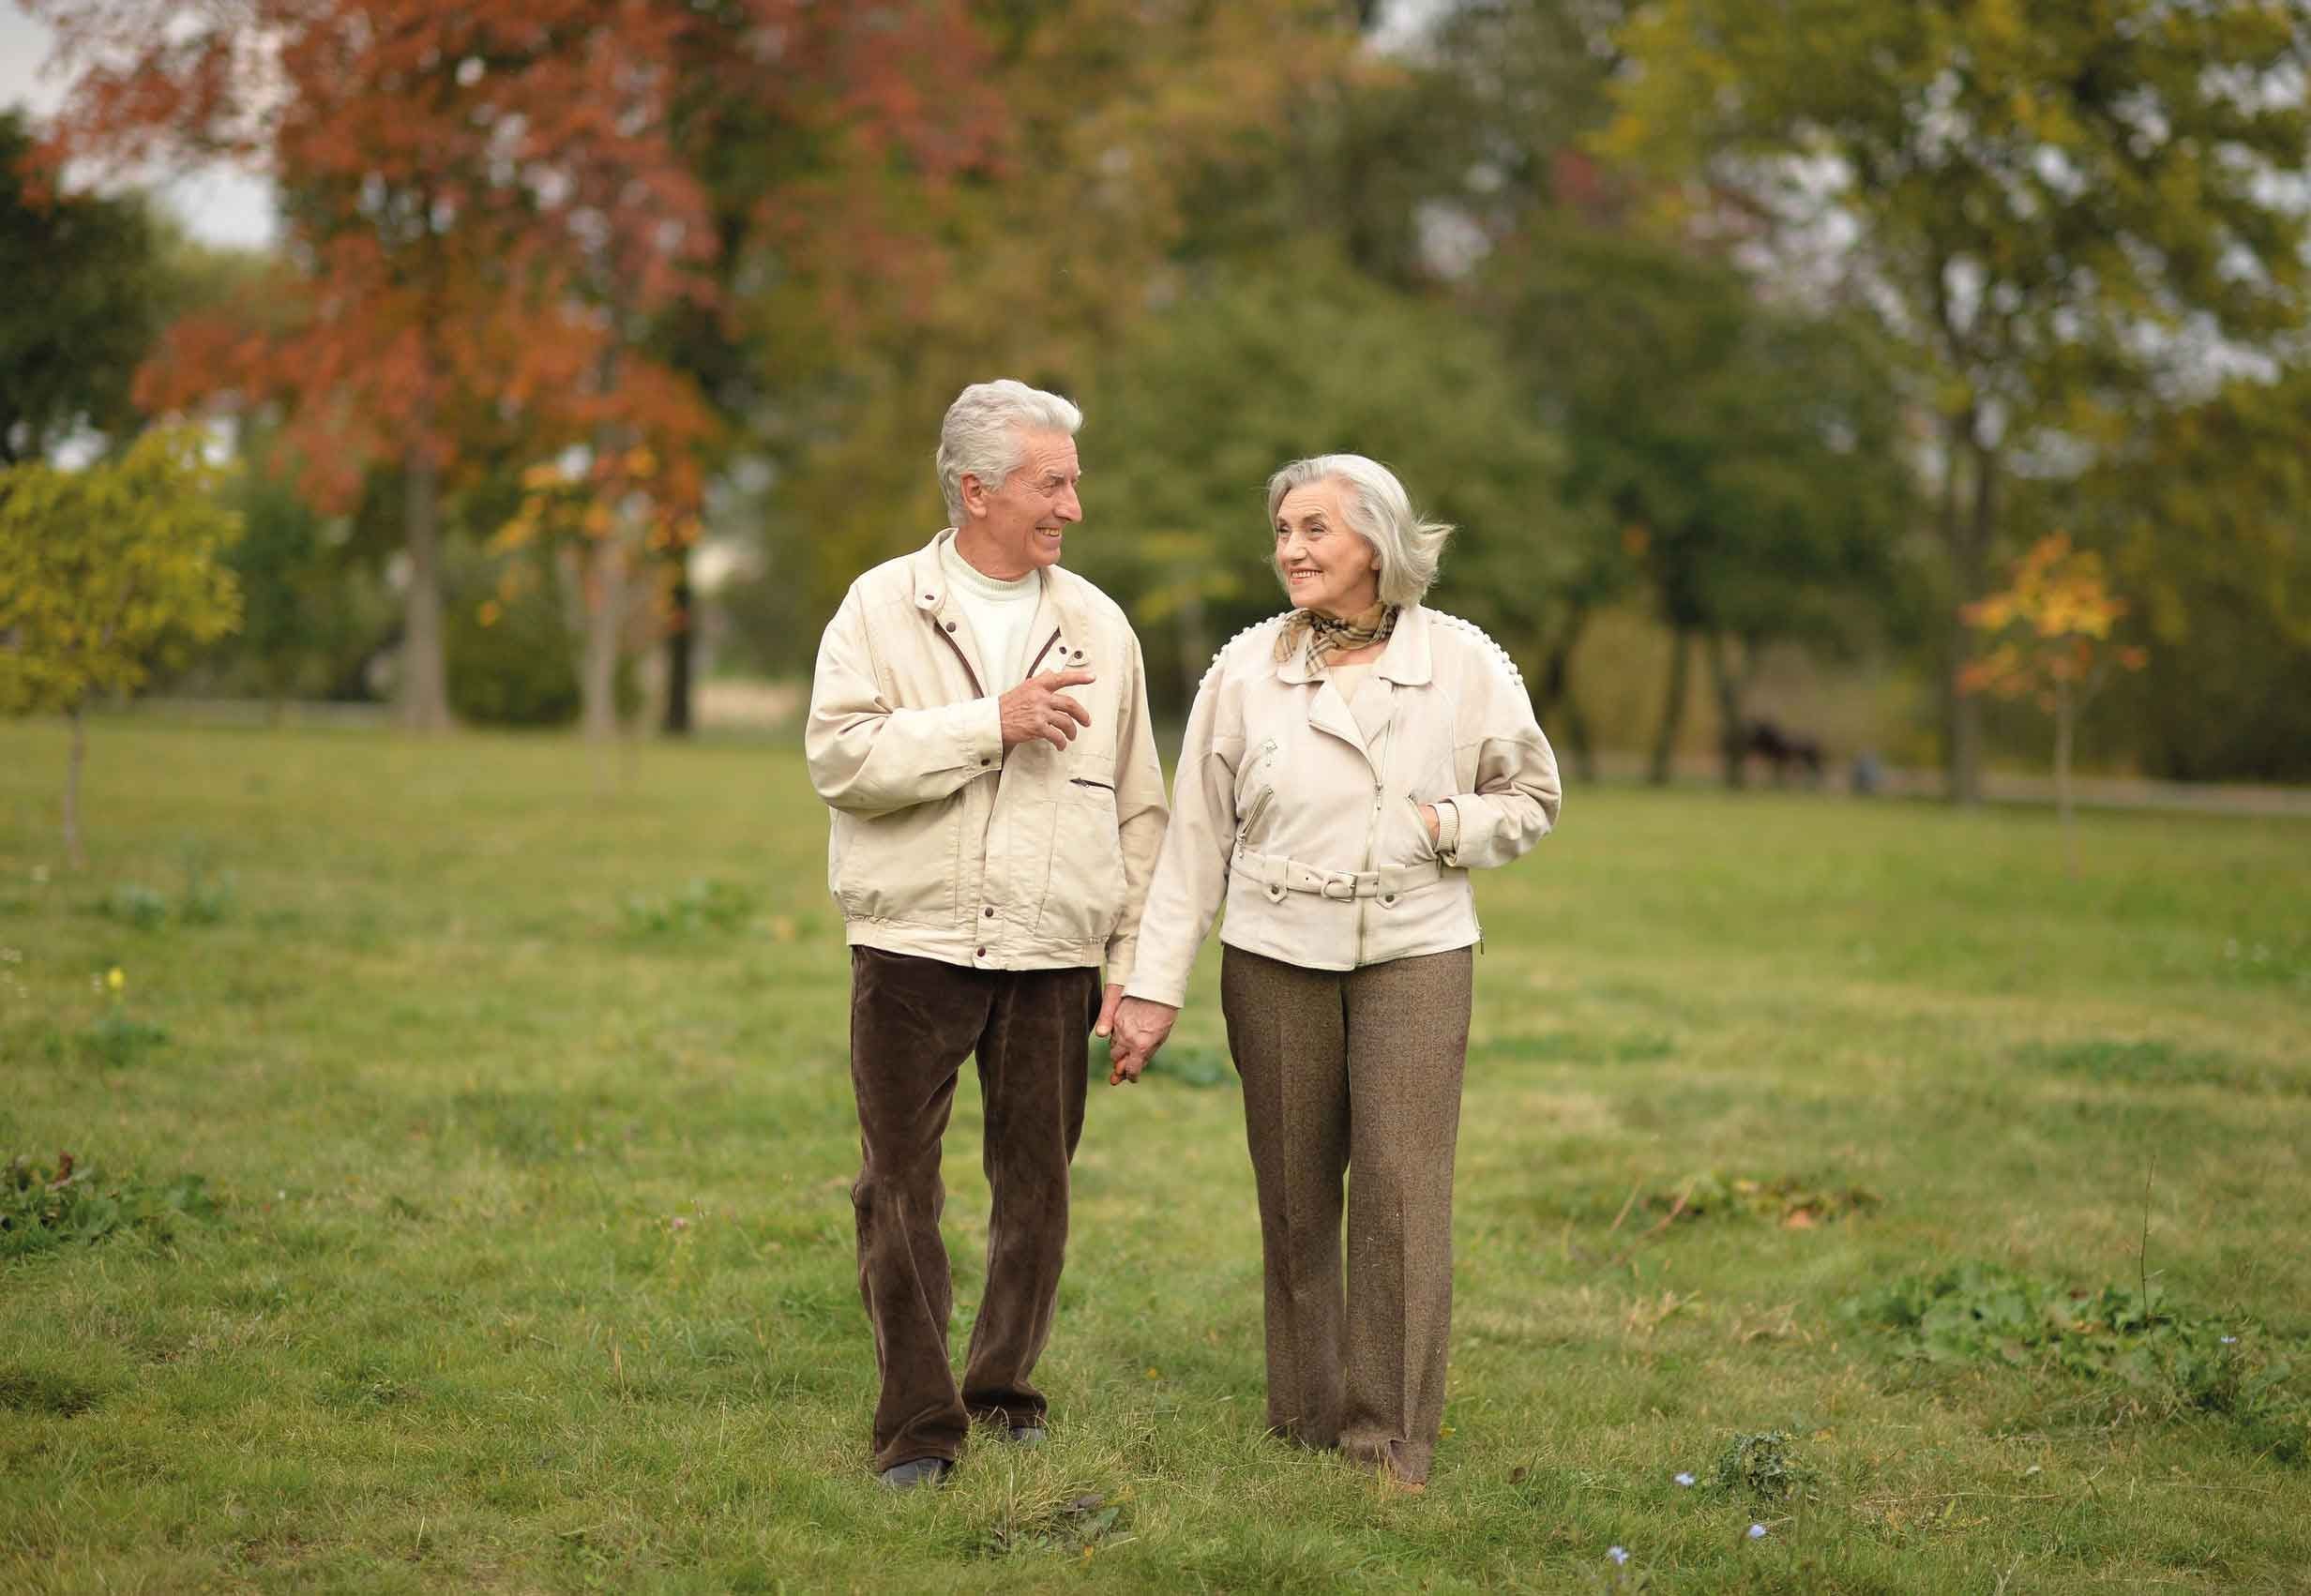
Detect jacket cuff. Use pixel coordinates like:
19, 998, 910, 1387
1435, 797, 1465, 864
967, 697, 1004, 769
1102, 936, 1136, 993
1122, 968, 1189, 1009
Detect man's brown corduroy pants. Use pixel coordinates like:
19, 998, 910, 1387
1220, 943, 1474, 1485
847, 947, 1099, 1472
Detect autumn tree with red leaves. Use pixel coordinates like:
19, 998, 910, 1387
27, 0, 1002, 735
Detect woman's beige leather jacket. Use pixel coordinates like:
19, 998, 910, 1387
1124, 605, 1560, 1008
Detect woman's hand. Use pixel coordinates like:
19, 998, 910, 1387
1107, 997, 1179, 1084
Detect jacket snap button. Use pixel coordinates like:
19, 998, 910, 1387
1382, 894, 1397, 907
975, 946, 987, 956
983, 906, 994, 917
944, 621, 957, 632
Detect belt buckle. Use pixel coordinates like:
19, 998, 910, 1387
1320, 872, 1357, 901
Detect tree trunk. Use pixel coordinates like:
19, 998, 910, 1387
661, 550, 693, 737
580, 534, 625, 746
399, 439, 453, 732
1647, 625, 1690, 787
1943, 430, 1996, 806
2054, 677, 2077, 878
1703, 629, 1747, 789
1534, 608, 1595, 784
64, 701, 87, 870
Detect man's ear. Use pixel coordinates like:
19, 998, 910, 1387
959, 473, 987, 520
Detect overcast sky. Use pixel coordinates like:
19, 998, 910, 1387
2, 7, 278, 248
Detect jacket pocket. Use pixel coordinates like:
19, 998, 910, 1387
1037, 760, 1126, 945
832, 801, 960, 926
1234, 738, 1280, 846
1402, 792, 1440, 862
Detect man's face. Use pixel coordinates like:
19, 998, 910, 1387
960, 429, 1082, 576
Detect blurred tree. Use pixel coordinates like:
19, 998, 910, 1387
1081, 249, 1577, 721
1488, 224, 1911, 786
0, 109, 168, 463
1601, 0, 2311, 801
210, 422, 398, 713
0, 429, 241, 866
751, 0, 1367, 660
2032, 370, 2311, 782
1960, 534, 2146, 872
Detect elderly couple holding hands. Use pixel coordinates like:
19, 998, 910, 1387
806, 380, 1561, 1493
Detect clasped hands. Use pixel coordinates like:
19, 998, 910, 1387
1095, 990, 1177, 1086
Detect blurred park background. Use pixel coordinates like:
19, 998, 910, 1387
5, 0, 2307, 794
6, 3, 2311, 1591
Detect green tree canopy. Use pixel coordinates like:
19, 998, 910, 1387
1600, 0, 2311, 797
0, 109, 170, 463
1080, 249, 1582, 715
0, 426, 242, 865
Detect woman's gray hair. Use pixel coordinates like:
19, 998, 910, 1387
936, 380, 1083, 523
1265, 454, 1454, 609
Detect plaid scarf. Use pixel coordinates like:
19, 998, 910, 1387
1276, 602, 1398, 670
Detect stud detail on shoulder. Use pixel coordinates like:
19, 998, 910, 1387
1427, 610, 1524, 691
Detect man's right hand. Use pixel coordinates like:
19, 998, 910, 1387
1000, 670, 1096, 749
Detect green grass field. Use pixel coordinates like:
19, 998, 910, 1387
3, 721, 2306, 1593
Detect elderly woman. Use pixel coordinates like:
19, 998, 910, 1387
1109, 454, 1560, 1491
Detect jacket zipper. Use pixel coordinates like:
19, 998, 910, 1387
1069, 776, 1113, 792
1022, 626, 1063, 679
1238, 784, 1276, 840
930, 613, 986, 698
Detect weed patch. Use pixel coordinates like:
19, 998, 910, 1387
93, 866, 235, 930
977, 1489, 1127, 1558
80, 1008, 170, 1066
2, 1152, 219, 1257
1841, 1262, 2305, 1456
0, 1365, 104, 1415
1648, 1171, 1879, 1229
1712, 1428, 1810, 1504
1146, 1044, 1234, 1089
620, 878, 759, 938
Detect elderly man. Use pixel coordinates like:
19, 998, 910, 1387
806, 380, 1168, 1489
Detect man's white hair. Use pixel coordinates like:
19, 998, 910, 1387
1265, 453, 1454, 608
936, 380, 1083, 523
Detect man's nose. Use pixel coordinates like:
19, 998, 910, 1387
1057, 484, 1082, 522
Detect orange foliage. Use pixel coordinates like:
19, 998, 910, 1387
30, 0, 1002, 521
1959, 534, 2149, 710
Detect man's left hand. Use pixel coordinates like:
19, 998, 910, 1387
1094, 983, 1124, 1042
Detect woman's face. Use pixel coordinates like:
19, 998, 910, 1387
1275, 478, 1381, 618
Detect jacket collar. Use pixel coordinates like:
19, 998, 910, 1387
909, 530, 1096, 675
1274, 602, 1435, 686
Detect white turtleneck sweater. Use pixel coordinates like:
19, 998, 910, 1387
940, 535, 1043, 687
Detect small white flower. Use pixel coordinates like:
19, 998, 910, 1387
1748, 1523, 1768, 1540
1608, 1546, 1629, 1566
2221, 1334, 2238, 1345
1674, 1471, 1696, 1487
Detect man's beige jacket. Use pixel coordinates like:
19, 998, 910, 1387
807, 531, 1168, 984
1124, 605, 1561, 1008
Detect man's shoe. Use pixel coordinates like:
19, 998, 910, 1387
1006, 1424, 1047, 1447
877, 1456, 954, 1491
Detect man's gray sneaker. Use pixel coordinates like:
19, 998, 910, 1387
878, 1456, 954, 1490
